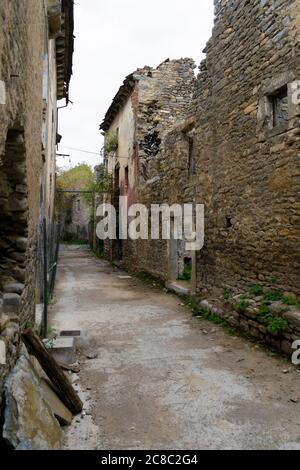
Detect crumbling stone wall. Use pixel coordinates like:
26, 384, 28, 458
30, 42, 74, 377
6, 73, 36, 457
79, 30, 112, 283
147, 0, 300, 354
0, 0, 46, 403
121, 59, 197, 277
60, 195, 91, 242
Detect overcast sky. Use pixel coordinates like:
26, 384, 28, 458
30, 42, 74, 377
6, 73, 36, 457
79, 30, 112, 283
57, 0, 215, 170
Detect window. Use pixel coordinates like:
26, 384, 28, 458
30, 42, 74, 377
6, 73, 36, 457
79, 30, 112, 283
188, 135, 196, 175
183, 128, 196, 176
225, 217, 233, 229
268, 85, 288, 128
125, 166, 129, 192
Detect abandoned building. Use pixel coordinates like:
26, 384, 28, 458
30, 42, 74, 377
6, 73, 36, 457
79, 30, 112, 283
58, 193, 90, 243
100, 58, 197, 268
0, 0, 74, 448
100, 0, 300, 355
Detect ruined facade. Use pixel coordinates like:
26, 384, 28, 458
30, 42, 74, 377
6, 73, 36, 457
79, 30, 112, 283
101, 0, 300, 354
100, 58, 196, 271
60, 194, 91, 243
0, 0, 74, 421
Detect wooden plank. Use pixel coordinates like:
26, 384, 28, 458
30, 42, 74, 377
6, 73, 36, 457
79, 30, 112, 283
21, 329, 83, 415
41, 378, 73, 426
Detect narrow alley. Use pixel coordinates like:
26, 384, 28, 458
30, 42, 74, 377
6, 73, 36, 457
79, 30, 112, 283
51, 246, 300, 450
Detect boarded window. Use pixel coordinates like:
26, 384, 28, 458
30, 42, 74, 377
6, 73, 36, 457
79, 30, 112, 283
269, 85, 288, 127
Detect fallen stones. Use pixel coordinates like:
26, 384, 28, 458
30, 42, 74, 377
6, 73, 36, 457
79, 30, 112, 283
86, 352, 98, 360
3, 355, 62, 450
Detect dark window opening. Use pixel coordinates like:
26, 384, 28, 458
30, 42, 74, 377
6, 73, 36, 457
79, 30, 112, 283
125, 166, 129, 193
269, 85, 288, 127
225, 217, 233, 229
188, 135, 196, 176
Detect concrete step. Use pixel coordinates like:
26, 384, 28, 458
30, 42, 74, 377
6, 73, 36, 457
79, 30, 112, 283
45, 337, 75, 365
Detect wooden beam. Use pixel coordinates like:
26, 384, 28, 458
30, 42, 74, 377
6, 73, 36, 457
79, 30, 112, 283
21, 329, 83, 415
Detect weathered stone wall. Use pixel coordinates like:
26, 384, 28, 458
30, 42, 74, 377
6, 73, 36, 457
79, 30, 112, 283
150, 0, 300, 354
120, 59, 197, 277
0, 0, 46, 402
193, 0, 300, 298
60, 195, 91, 242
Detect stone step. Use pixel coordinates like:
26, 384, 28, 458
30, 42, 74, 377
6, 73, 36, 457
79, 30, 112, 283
45, 337, 75, 365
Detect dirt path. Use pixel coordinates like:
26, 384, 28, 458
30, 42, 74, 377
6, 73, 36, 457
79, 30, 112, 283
50, 246, 300, 450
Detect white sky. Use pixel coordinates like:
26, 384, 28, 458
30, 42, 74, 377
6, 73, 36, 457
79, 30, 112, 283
57, 0, 215, 170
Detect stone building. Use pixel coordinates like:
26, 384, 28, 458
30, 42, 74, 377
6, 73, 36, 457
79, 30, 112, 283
60, 193, 91, 243
100, 58, 196, 273
0, 0, 74, 446
101, 0, 300, 353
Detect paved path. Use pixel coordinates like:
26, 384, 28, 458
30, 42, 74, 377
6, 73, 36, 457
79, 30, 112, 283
51, 246, 300, 450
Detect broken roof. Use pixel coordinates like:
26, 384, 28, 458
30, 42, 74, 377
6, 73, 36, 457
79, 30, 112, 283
56, 0, 74, 101
100, 73, 137, 132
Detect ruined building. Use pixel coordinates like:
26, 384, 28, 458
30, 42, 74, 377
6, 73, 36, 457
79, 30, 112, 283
0, 0, 74, 447
100, 58, 196, 266
101, 0, 300, 354
59, 193, 91, 243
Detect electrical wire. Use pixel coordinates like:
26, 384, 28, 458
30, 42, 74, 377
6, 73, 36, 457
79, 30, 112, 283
59, 145, 101, 156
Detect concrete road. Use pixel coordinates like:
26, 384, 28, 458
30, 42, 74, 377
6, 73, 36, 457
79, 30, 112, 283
51, 246, 300, 450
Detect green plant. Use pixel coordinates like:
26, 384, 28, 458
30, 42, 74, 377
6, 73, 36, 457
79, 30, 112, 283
248, 285, 264, 297
267, 317, 289, 335
270, 275, 278, 285
178, 264, 192, 281
61, 239, 89, 246
263, 289, 284, 302
282, 294, 300, 308
104, 131, 118, 154
222, 288, 231, 301
258, 303, 271, 316
233, 299, 250, 314
43, 327, 58, 348
257, 303, 288, 335
257, 303, 272, 325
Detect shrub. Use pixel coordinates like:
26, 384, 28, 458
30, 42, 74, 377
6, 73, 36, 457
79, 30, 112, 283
267, 317, 289, 335
233, 299, 250, 314
178, 265, 192, 281
263, 289, 284, 302
104, 131, 118, 154
248, 285, 264, 297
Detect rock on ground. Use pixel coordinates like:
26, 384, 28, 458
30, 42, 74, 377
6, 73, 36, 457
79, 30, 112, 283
3, 354, 62, 450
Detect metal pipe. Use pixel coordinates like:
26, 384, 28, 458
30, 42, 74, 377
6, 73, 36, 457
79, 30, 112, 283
42, 218, 48, 339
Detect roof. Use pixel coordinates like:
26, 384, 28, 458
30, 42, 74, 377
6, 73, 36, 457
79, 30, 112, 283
56, 0, 74, 101
100, 73, 137, 132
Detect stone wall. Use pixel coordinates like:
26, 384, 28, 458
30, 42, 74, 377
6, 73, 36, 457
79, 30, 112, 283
113, 59, 197, 276
150, 0, 300, 354
0, 0, 47, 402
102, 0, 300, 355
60, 194, 91, 242
192, 0, 300, 298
